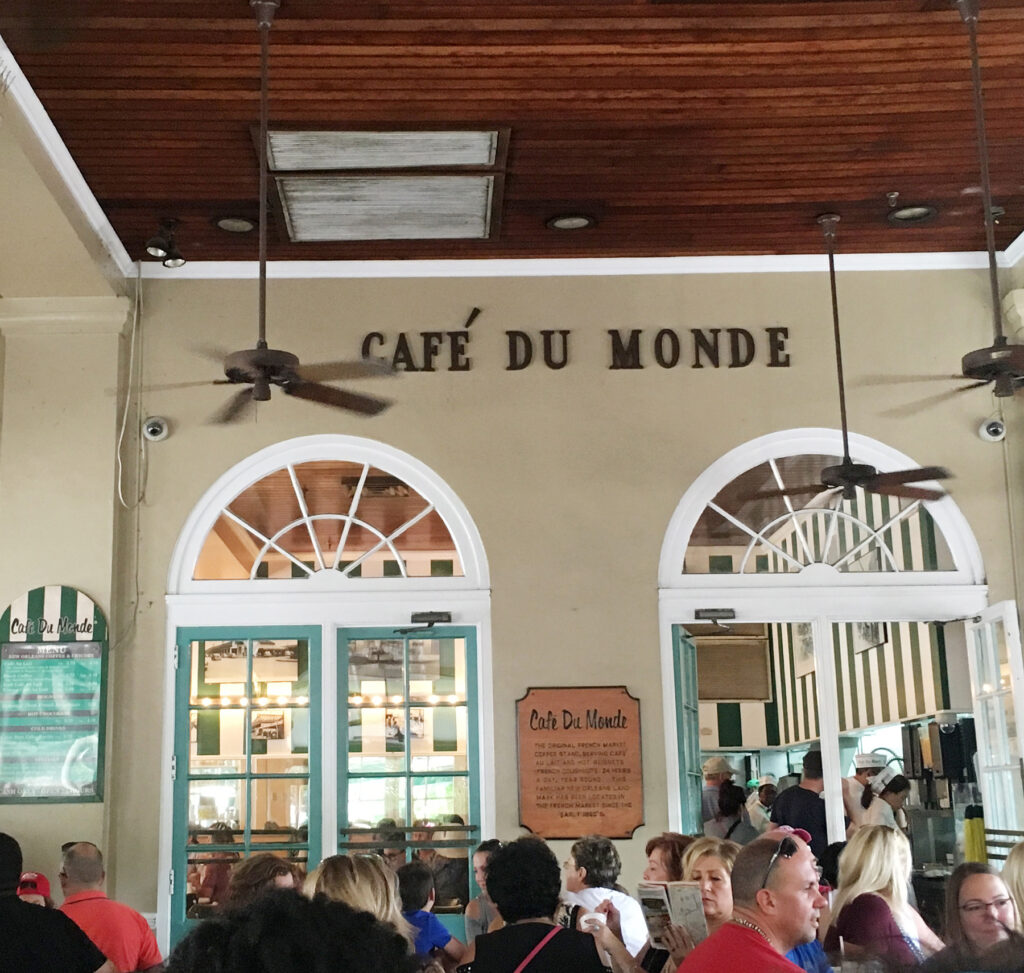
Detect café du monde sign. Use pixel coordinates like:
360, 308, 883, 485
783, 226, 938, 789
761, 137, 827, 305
360, 311, 792, 373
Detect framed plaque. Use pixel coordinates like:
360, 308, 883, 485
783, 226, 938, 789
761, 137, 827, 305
516, 686, 643, 838
0, 586, 108, 802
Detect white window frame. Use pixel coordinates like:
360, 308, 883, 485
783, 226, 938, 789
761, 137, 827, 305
658, 428, 988, 840
157, 435, 493, 953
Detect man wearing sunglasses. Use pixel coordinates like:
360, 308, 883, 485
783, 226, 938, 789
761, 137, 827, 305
679, 834, 827, 972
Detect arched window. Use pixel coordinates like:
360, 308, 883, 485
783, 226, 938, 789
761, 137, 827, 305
161, 436, 491, 950
657, 428, 987, 837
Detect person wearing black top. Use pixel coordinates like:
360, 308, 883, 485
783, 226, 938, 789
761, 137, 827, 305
458, 837, 608, 973
769, 751, 828, 859
0, 832, 113, 973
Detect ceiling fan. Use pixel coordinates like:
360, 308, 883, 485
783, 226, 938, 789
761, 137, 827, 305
751, 214, 952, 504
199, 0, 394, 424
867, 0, 1024, 410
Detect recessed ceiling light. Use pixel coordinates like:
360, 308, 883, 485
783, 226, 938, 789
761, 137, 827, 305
546, 214, 596, 230
886, 205, 938, 226
215, 216, 256, 233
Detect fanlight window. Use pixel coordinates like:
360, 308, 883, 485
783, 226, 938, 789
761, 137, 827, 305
194, 460, 462, 580
684, 454, 953, 575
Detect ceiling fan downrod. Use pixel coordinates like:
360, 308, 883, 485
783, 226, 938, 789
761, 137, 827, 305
817, 213, 855, 468
252, 0, 279, 352
954, 0, 1005, 348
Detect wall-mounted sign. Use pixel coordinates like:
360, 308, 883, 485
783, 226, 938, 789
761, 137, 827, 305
516, 686, 643, 838
361, 317, 791, 372
0, 586, 108, 802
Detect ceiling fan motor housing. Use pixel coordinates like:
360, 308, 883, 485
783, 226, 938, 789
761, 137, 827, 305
961, 343, 1024, 395
224, 347, 300, 384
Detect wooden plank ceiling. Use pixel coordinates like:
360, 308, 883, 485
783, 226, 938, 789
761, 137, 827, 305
3, 0, 1024, 262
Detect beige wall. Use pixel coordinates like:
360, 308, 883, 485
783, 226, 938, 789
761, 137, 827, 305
0, 297, 128, 883
86, 267, 1016, 908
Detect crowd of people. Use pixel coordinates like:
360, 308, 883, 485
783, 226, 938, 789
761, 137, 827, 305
4, 750, 1024, 973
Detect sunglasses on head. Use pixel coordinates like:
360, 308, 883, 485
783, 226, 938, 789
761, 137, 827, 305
760, 836, 798, 890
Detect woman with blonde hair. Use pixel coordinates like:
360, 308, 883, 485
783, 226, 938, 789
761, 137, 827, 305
824, 825, 942, 965
305, 853, 414, 947
1003, 840, 1024, 917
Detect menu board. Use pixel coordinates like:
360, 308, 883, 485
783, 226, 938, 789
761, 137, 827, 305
0, 642, 106, 800
517, 686, 643, 838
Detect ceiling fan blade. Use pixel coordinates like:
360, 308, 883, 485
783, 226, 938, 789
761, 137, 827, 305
142, 379, 234, 392
868, 483, 947, 502
857, 374, 970, 386
208, 387, 254, 424
870, 466, 952, 487
739, 483, 829, 502
293, 358, 395, 383
879, 382, 990, 418
285, 381, 391, 416
192, 343, 233, 365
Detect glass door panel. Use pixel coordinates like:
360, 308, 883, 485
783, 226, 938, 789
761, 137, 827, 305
339, 627, 479, 928
173, 627, 320, 945
966, 603, 1024, 831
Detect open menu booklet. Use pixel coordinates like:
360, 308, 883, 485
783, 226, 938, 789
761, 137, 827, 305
636, 881, 708, 949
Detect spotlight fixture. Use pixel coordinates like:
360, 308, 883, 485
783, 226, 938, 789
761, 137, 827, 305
214, 215, 256, 233
545, 214, 596, 230
885, 191, 937, 226
144, 219, 187, 267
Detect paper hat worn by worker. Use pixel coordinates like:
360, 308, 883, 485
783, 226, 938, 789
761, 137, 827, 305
853, 752, 887, 771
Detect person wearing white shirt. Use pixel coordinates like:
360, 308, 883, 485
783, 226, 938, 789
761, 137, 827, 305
861, 767, 911, 832
843, 752, 886, 835
745, 775, 777, 834
562, 835, 648, 957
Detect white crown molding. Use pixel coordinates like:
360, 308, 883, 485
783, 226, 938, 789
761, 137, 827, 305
140, 250, 1001, 281
0, 296, 131, 335
0, 35, 134, 282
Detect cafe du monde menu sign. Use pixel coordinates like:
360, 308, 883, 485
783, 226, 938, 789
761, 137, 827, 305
517, 686, 643, 839
0, 585, 108, 803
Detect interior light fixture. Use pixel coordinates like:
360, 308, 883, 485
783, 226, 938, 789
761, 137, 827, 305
144, 219, 187, 266
886, 205, 938, 226
215, 215, 256, 233
545, 214, 596, 230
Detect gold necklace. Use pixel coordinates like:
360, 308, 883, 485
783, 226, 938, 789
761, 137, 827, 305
731, 916, 772, 946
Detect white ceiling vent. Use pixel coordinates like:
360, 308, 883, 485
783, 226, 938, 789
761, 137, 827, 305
267, 130, 499, 171
266, 129, 506, 241
276, 175, 495, 241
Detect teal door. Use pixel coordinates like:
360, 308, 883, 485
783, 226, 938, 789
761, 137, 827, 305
339, 626, 480, 940
674, 626, 702, 835
170, 626, 321, 945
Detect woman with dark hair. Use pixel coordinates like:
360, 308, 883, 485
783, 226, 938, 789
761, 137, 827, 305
457, 837, 607, 972
922, 863, 1019, 972
563, 835, 647, 956
704, 783, 758, 844
861, 769, 911, 831
464, 839, 503, 942
642, 833, 693, 884
168, 889, 418, 973
225, 853, 302, 910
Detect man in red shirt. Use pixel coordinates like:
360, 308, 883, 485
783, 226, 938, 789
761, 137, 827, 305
680, 833, 826, 972
59, 842, 163, 973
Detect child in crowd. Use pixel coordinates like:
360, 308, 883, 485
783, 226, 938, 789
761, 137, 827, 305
397, 861, 466, 965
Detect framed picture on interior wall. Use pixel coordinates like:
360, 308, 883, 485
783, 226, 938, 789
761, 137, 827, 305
793, 623, 815, 677
852, 621, 888, 654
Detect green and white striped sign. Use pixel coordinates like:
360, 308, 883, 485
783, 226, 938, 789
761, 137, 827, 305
0, 585, 108, 643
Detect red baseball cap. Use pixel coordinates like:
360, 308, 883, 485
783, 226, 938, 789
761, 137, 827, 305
17, 871, 51, 899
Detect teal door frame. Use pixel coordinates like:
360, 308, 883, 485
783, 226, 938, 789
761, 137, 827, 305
171, 625, 321, 946
339, 625, 480, 941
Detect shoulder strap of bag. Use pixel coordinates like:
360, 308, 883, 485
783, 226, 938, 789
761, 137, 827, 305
512, 926, 561, 973
724, 818, 741, 840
